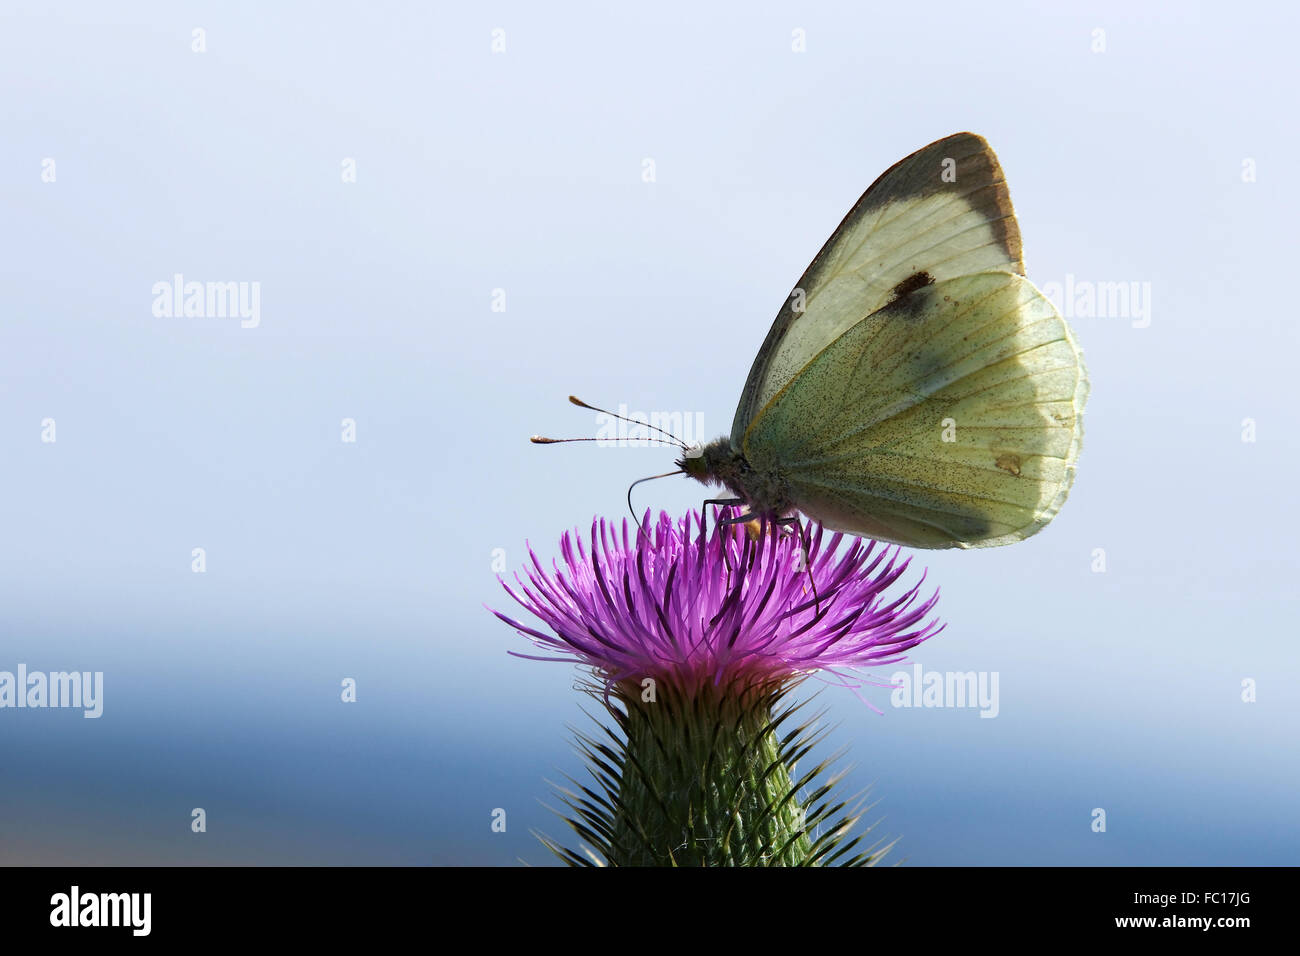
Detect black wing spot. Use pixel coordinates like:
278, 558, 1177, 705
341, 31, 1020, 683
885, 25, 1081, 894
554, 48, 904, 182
890, 271, 934, 302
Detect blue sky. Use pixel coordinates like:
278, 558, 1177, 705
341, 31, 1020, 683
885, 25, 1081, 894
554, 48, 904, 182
1, 1, 1296, 864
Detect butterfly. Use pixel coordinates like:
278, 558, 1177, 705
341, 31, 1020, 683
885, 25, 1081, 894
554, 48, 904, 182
539, 133, 1087, 549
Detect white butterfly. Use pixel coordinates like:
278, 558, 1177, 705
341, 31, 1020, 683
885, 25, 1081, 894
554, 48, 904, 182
536, 133, 1087, 550
675, 132, 1088, 549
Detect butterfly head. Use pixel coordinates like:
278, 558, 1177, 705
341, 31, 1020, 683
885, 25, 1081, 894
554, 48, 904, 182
676, 437, 737, 486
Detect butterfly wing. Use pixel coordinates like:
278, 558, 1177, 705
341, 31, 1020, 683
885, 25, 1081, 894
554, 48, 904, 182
732, 132, 1024, 445
741, 271, 1087, 548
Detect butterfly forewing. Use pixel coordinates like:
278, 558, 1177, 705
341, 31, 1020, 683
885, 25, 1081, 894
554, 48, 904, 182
732, 132, 1025, 443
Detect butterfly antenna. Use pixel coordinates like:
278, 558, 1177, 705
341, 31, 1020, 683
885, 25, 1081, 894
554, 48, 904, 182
627, 469, 685, 539
529, 435, 684, 447
568, 396, 688, 449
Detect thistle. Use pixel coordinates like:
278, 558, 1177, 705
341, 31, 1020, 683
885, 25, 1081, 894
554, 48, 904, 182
491, 509, 943, 866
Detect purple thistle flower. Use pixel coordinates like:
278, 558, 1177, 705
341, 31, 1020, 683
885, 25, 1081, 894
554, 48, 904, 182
492, 509, 943, 704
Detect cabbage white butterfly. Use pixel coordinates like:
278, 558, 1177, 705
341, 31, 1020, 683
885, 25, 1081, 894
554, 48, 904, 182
539, 133, 1087, 549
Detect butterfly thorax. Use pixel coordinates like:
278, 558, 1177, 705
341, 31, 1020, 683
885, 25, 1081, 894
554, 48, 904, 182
678, 437, 792, 519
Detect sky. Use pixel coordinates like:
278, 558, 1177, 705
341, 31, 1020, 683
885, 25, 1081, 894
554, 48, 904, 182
1, 0, 1297, 865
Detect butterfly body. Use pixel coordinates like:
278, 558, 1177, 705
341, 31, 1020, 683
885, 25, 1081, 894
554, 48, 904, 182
678, 438, 792, 520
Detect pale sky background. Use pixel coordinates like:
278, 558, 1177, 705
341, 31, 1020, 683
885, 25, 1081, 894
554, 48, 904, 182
1, 1, 1297, 864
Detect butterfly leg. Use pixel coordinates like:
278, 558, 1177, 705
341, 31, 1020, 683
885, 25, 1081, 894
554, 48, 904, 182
774, 515, 821, 615
716, 510, 764, 590
700, 497, 745, 541
700, 498, 748, 590
701, 496, 744, 517
717, 510, 760, 525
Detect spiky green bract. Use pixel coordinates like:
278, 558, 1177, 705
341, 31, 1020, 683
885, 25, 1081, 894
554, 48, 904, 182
539, 675, 894, 867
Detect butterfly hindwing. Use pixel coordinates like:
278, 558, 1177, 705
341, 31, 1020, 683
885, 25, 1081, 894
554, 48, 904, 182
732, 132, 1025, 444
741, 271, 1087, 548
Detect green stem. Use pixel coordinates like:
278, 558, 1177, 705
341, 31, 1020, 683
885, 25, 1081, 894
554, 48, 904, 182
608, 678, 814, 866
542, 676, 890, 866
